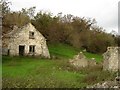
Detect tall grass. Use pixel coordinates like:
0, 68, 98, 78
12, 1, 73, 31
3, 43, 113, 88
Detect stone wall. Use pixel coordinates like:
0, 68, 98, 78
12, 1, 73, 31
2, 23, 50, 58
87, 76, 120, 89
69, 52, 97, 68
103, 47, 120, 72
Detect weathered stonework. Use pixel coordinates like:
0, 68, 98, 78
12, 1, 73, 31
69, 52, 97, 68
2, 23, 50, 58
88, 58, 97, 67
103, 47, 120, 72
87, 76, 120, 89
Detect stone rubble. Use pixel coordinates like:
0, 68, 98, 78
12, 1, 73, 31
69, 52, 97, 68
87, 80, 120, 89
87, 75, 120, 89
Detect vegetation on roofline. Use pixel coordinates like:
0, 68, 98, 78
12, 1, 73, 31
2, 0, 120, 54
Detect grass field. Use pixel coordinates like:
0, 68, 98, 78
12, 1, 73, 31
48, 43, 103, 61
2, 43, 115, 88
48, 43, 79, 58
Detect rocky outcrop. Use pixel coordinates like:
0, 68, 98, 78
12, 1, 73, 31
87, 76, 120, 89
88, 58, 97, 67
69, 52, 97, 68
87, 81, 119, 89
103, 47, 120, 71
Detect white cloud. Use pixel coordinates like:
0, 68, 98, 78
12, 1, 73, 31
9, 0, 119, 32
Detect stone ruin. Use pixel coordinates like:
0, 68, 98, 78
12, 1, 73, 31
69, 52, 97, 68
2, 23, 50, 58
87, 80, 120, 89
69, 47, 120, 71
103, 47, 120, 72
101, 47, 120, 89
69, 47, 120, 89
87, 75, 120, 89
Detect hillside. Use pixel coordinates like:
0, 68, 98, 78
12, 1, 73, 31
2, 43, 115, 88
48, 43, 103, 62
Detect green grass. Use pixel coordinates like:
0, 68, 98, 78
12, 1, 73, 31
2, 56, 86, 88
2, 56, 115, 88
48, 43, 79, 58
48, 43, 103, 61
83, 52, 103, 62
3, 43, 113, 88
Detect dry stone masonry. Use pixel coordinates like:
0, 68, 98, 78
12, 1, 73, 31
2, 23, 50, 58
103, 47, 120, 72
87, 80, 120, 89
87, 75, 120, 89
69, 52, 97, 68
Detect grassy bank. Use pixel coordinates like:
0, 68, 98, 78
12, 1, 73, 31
2, 43, 115, 88
48, 43, 103, 61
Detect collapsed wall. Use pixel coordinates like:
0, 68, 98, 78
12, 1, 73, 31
69, 52, 97, 68
103, 47, 120, 72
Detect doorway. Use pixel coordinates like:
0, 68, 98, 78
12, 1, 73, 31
19, 45, 25, 56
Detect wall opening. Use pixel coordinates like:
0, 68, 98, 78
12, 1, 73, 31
7, 49, 10, 55
29, 31, 35, 39
19, 45, 25, 56
29, 45, 35, 53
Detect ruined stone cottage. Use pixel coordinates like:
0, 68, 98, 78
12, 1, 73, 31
2, 23, 50, 58
103, 47, 120, 71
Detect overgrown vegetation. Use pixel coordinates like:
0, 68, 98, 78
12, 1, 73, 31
1, 0, 118, 88
48, 43, 79, 59
2, 43, 116, 88
2, 57, 115, 88
48, 43, 103, 62
2, 0, 119, 54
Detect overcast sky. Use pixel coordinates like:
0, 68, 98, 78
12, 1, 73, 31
9, 0, 119, 33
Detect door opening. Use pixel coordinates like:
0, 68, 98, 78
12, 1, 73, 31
19, 45, 25, 56
8, 49, 10, 55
